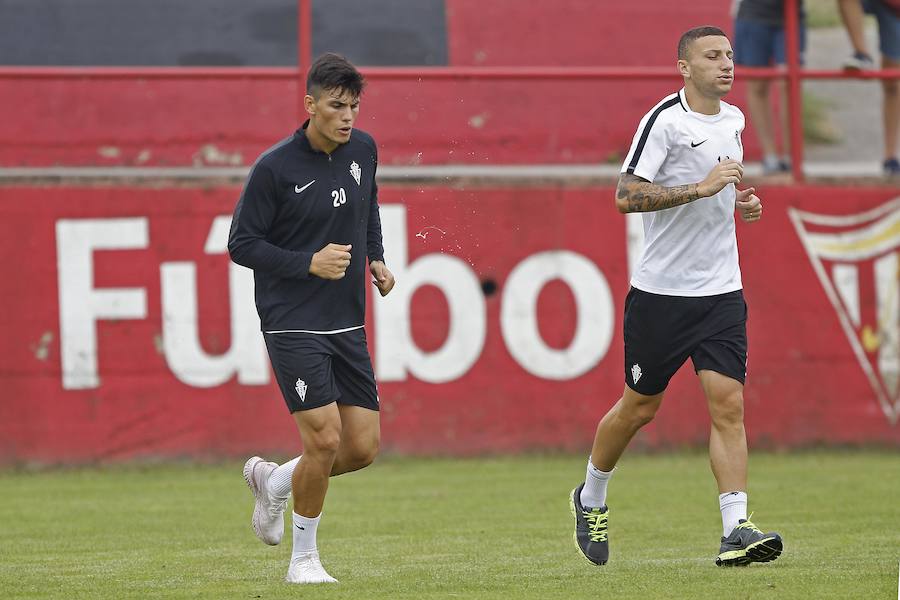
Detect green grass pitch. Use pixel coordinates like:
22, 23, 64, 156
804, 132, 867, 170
1, 451, 897, 599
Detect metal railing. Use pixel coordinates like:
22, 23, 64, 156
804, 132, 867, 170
1, 0, 898, 182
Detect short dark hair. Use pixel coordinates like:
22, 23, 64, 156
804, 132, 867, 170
677, 26, 728, 59
306, 53, 366, 99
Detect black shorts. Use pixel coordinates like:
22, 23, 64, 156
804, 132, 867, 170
263, 328, 379, 413
623, 287, 748, 395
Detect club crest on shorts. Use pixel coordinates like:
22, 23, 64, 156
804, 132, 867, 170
350, 161, 361, 186
631, 364, 642, 384
789, 197, 900, 425
294, 378, 308, 403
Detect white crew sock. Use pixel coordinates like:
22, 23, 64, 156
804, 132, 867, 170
580, 459, 614, 509
292, 511, 321, 558
269, 455, 302, 501
719, 491, 748, 537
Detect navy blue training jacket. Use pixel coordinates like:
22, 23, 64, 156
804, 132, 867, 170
228, 121, 385, 332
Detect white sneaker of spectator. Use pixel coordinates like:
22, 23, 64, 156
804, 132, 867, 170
762, 155, 790, 176
843, 52, 875, 70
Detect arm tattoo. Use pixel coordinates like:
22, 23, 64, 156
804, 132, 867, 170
615, 173, 700, 213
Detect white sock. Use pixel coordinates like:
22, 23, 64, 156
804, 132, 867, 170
580, 459, 613, 509
719, 491, 748, 537
291, 511, 321, 558
268, 455, 302, 501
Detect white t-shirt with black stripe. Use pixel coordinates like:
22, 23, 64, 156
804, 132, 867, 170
621, 88, 745, 297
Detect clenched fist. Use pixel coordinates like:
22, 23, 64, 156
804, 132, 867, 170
736, 187, 763, 223
370, 260, 395, 296
309, 243, 352, 280
698, 159, 744, 198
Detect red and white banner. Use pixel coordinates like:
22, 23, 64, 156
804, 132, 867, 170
0, 184, 898, 463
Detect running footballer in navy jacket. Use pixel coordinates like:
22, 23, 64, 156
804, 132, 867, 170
231, 53, 394, 586
228, 121, 385, 332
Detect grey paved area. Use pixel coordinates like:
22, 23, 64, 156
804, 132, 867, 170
805, 25, 890, 166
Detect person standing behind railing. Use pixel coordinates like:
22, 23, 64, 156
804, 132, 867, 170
732, 0, 806, 175
837, 0, 900, 176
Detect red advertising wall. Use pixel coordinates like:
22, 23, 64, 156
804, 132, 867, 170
1, 183, 897, 464
0, 1, 765, 168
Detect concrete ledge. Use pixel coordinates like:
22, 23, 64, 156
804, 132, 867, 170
0, 162, 892, 185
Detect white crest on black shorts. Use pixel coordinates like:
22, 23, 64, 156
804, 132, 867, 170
295, 378, 307, 403
631, 364, 642, 384
350, 161, 361, 186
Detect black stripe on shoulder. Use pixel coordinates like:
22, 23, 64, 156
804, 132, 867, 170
247, 135, 295, 182
626, 96, 681, 174
255, 135, 294, 166
351, 128, 376, 150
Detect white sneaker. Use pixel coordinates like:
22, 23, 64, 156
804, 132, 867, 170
242, 456, 286, 545
843, 52, 875, 70
285, 550, 339, 584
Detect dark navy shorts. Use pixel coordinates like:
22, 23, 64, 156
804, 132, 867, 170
623, 287, 748, 396
864, 0, 900, 61
263, 328, 379, 413
734, 18, 806, 66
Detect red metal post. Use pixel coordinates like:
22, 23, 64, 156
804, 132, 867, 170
297, 0, 313, 121
784, 0, 804, 181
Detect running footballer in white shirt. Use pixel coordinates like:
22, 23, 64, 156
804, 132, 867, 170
569, 26, 782, 569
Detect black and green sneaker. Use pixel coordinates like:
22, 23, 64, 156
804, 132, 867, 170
716, 517, 783, 567
569, 483, 609, 565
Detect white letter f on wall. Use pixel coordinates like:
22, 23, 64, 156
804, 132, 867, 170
56, 218, 148, 389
